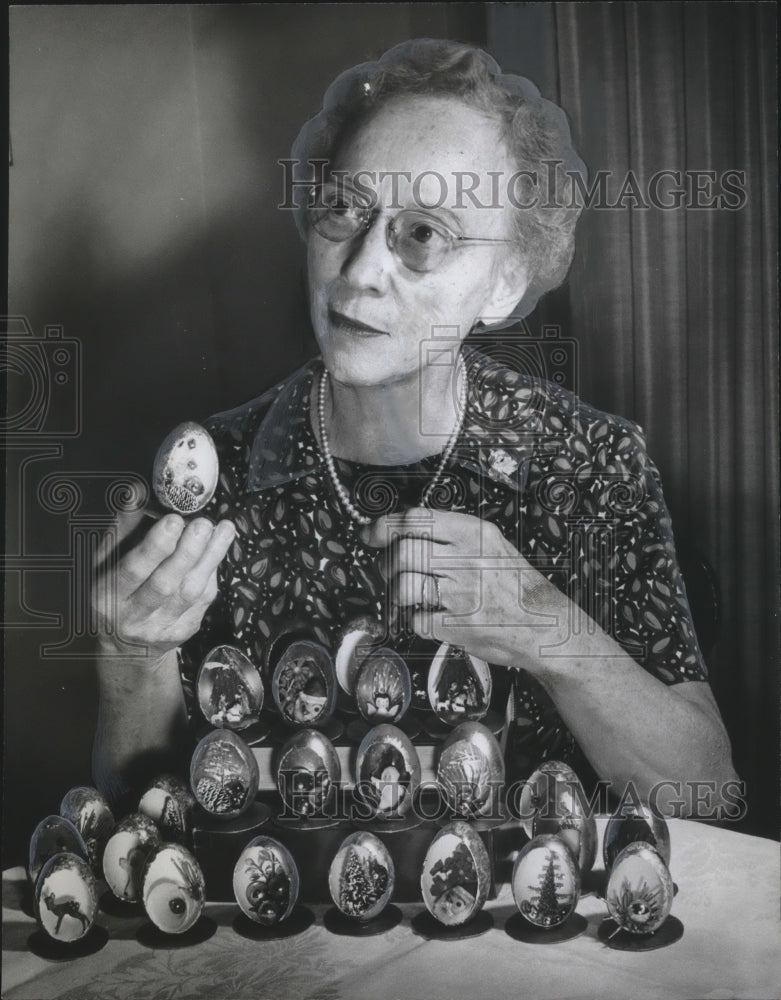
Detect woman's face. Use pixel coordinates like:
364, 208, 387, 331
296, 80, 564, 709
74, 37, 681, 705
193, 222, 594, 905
307, 96, 526, 387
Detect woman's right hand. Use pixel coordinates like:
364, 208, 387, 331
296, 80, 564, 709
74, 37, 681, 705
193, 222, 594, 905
92, 511, 236, 664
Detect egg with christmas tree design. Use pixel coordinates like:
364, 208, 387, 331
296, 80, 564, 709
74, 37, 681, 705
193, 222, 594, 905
511, 833, 580, 928
329, 832, 394, 921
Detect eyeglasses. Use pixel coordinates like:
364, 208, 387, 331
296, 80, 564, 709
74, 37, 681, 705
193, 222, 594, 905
306, 182, 516, 274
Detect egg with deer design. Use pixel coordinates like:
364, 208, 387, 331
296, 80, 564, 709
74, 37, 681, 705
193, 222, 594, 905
197, 645, 264, 731
606, 842, 674, 934
34, 852, 98, 944
511, 834, 580, 929
28, 815, 89, 886
329, 832, 395, 921
190, 729, 259, 820
233, 837, 300, 926
152, 421, 219, 515
142, 844, 205, 935
421, 821, 491, 927
102, 813, 161, 902
59, 787, 115, 877
138, 774, 196, 846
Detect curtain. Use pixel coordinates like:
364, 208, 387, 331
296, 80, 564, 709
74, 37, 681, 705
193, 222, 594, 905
488, 2, 778, 836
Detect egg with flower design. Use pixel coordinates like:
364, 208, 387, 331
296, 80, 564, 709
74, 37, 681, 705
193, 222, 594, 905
233, 836, 299, 926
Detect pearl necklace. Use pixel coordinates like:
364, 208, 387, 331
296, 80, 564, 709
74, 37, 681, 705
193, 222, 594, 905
317, 365, 468, 527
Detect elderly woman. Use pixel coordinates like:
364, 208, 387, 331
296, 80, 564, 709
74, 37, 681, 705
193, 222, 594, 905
93, 39, 736, 813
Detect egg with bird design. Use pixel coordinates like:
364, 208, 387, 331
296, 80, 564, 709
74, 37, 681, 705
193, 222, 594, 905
142, 843, 205, 934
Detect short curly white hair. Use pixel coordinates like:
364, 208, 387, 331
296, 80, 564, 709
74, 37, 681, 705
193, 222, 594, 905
289, 38, 588, 318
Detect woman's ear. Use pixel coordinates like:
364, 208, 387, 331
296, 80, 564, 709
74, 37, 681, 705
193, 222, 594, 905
479, 254, 529, 327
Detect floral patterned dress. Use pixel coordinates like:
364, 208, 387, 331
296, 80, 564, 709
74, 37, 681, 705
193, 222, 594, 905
180, 350, 707, 786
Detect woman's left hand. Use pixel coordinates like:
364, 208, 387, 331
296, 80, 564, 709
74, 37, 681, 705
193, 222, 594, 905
362, 507, 572, 671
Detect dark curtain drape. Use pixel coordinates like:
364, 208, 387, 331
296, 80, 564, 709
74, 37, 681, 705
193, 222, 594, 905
489, 2, 778, 836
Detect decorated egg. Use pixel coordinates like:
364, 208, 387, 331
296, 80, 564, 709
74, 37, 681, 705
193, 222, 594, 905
142, 843, 205, 934
102, 813, 161, 902
334, 616, 385, 694
233, 836, 299, 926
190, 729, 259, 819
329, 831, 394, 921
518, 760, 581, 838
354, 724, 420, 820
197, 645, 264, 730
428, 644, 492, 725
523, 764, 596, 872
272, 639, 336, 727
59, 786, 115, 876
29, 815, 89, 885
437, 722, 505, 820
34, 852, 98, 944
152, 421, 219, 515
606, 842, 674, 934
421, 820, 491, 927
138, 774, 196, 845
603, 803, 671, 870
355, 648, 411, 724
276, 729, 341, 818
511, 834, 581, 929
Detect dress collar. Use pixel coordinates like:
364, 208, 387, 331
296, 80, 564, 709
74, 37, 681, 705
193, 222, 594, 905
244, 352, 548, 495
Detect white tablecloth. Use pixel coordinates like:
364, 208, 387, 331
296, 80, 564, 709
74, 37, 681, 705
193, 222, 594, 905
3, 818, 779, 1000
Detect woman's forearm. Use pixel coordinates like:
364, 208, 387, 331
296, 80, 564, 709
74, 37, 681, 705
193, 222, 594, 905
528, 628, 739, 814
92, 646, 190, 808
